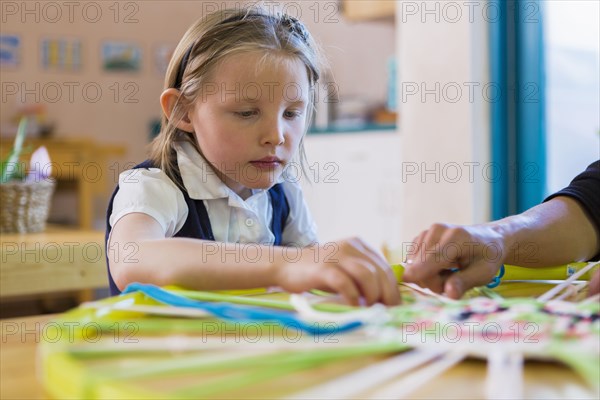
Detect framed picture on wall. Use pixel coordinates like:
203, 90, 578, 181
40, 37, 82, 71
0, 34, 20, 67
101, 41, 141, 72
154, 44, 175, 76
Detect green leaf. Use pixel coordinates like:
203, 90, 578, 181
1, 117, 28, 183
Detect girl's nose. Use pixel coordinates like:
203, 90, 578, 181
261, 120, 285, 146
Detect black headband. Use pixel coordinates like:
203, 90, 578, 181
173, 44, 194, 90
172, 13, 310, 89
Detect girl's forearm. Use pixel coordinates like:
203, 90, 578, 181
490, 197, 599, 267
110, 238, 299, 291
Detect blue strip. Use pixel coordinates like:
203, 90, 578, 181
122, 283, 363, 335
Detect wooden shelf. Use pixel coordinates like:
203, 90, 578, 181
1, 137, 126, 229
342, 0, 396, 21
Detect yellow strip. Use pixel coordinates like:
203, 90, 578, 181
504, 262, 598, 281
164, 285, 268, 296
393, 262, 598, 282
391, 264, 405, 282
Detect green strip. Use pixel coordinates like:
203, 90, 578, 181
173, 357, 320, 398
93, 342, 404, 383
471, 286, 505, 300
548, 345, 600, 389
171, 288, 357, 312
173, 343, 407, 398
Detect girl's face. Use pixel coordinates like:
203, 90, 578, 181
188, 51, 310, 198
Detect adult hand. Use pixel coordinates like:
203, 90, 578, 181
589, 269, 600, 297
403, 223, 507, 299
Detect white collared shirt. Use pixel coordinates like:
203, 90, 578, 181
109, 141, 318, 247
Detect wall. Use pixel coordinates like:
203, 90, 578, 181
1, 1, 495, 257
302, 131, 403, 252
397, 0, 491, 243
1, 0, 395, 227
1, 1, 395, 162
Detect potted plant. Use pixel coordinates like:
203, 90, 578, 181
0, 118, 55, 233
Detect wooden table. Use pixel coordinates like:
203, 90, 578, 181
0, 225, 108, 301
0, 302, 597, 399
1, 314, 54, 400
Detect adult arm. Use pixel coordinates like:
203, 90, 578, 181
404, 160, 600, 298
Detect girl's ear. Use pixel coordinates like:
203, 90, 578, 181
160, 88, 194, 133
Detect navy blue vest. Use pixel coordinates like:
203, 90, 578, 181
105, 160, 289, 295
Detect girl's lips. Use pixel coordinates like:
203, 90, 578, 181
250, 157, 282, 169
250, 161, 281, 169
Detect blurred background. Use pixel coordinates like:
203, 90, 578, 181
1, 1, 598, 315
1, 0, 399, 241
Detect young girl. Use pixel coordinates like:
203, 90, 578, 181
106, 7, 399, 306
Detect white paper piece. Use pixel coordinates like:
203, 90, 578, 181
26, 146, 52, 182
290, 293, 389, 324
367, 350, 467, 399
485, 348, 524, 400
284, 349, 446, 400
538, 262, 599, 302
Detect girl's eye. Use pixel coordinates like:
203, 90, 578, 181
284, 110, 302, 119
235, 110, 258, 118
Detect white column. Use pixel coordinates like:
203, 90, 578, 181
396, 0, 491, 243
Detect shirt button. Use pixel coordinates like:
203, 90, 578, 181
245, 218, 255, 227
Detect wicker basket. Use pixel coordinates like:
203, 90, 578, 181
0, 180, 55, 234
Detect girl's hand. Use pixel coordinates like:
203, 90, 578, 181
274, 237, 400, 306
402, 223, 507, 299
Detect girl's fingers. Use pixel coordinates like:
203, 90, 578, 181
360, 246, 401, 306
377, 267, 401, 305
345, 239, 400, 306
321, 266, 361, 306
337, 261, 381, 306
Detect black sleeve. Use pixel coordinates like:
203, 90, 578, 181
544, 160, 600, 260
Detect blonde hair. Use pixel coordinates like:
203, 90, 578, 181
149, 6, 323, 185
